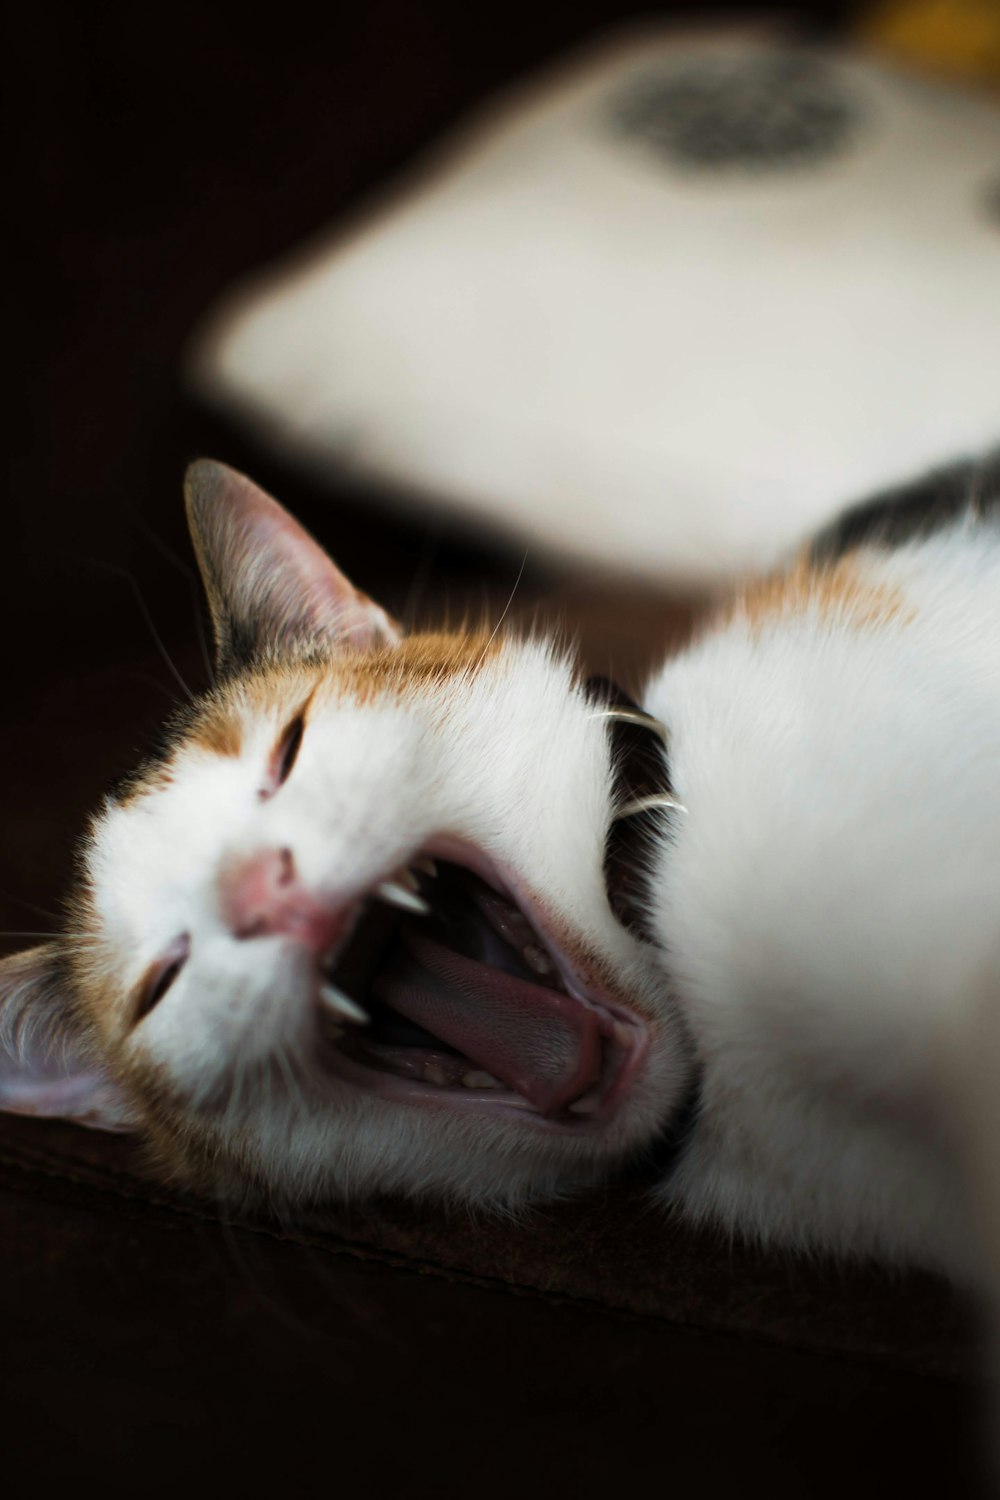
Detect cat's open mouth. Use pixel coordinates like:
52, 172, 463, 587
312, 845, 646, 1128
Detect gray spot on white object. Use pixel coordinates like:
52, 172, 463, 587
608, 49, 864, 173
187, 25, 1000, 583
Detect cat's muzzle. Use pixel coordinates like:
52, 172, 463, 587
310, 850, 648, 1129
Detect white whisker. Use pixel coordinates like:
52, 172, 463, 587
273, 1046, 301, 1114
476, 549, 529, 670
588, 707, 668, 743
127, 509, 216, 686
87, 559, 194, 700
615, 793, 687, 818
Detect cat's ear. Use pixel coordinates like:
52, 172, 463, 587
184, 459, 402, 675
0, 946, 139, 1133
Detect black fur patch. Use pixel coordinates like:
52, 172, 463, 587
585, 675, 673, 945
810, 449, 1000, 564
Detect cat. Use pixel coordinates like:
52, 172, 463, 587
2, 456, 999, 1291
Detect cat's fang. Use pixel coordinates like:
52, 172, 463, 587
319, 984, 368, 1025
374, 880, 431, 915
413, 857, 438, 878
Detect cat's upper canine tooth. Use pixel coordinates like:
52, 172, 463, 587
397, 868, 421, 892
319, 984, 368, 1025
413, 857, 438, 878
374, 880, 430, 915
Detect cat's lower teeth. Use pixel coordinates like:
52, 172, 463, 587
351, 1041, 505, 1091
523, 944, 552, 975
462, 1069, 502, 1089
422, 1060, 502, 1089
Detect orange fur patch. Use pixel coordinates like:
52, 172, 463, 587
190, 701, 244, 758
231, 630, 499, 704
722, 554, 908, 634
334, 630, 499, 697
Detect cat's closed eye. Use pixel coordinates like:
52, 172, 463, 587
262, 711, 306, 800
134, 933, 191, 1024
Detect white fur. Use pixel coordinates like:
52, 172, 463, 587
643, 518, 1000, 1279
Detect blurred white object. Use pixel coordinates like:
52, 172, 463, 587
189, 25, 1000, 583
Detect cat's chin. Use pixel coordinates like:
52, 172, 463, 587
307, 837, 649, 1134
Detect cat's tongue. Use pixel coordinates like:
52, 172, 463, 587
371, 929, 602, 1115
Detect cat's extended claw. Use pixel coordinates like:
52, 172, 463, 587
374, 880, 431, 915
319, 984, 368, 1025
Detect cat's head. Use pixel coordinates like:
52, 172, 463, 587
0, 462, 690, 1208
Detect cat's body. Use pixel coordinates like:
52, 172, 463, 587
3, 457, 999, 1288
646, 461, 1000, 1280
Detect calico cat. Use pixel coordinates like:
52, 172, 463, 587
1, 457, 998, 1288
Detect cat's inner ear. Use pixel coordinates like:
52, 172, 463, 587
0, 945, 138, 1133
184, 459, 403, 674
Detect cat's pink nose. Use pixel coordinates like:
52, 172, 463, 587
219, 848, 350, 952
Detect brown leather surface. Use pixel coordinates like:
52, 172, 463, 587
0, 1109, 986, 1494
0, 1109, 978, 1380
2, 1164, 981, 1495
